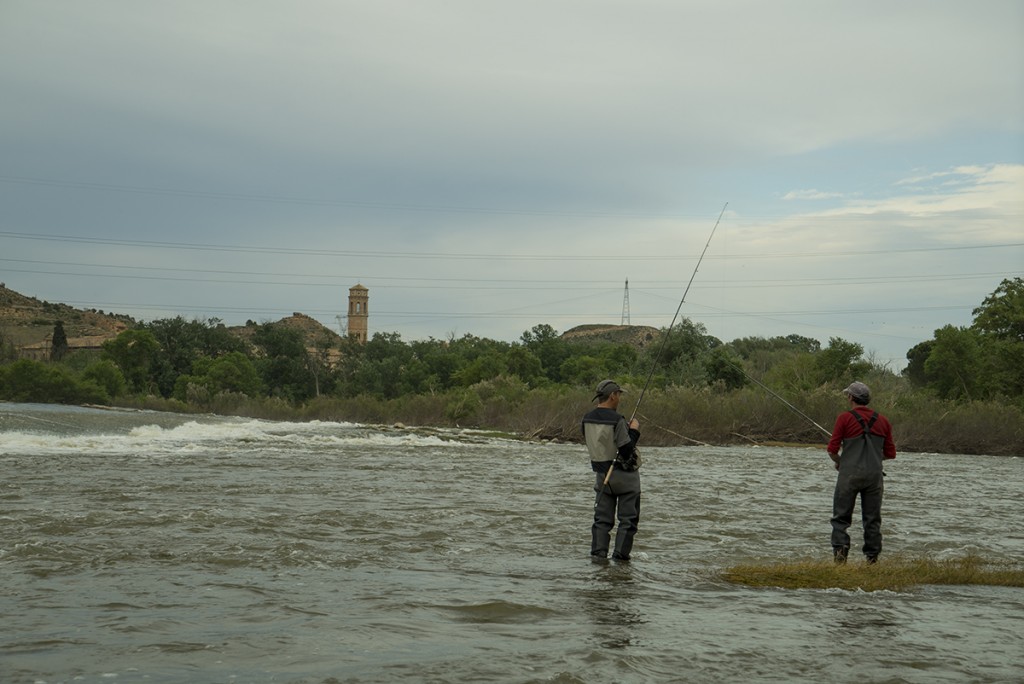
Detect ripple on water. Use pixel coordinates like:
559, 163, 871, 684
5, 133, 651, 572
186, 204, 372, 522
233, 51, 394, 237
2, 407, 1022, 683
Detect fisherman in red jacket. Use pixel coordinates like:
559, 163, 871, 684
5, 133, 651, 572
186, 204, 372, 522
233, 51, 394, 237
827, 381, 896, 564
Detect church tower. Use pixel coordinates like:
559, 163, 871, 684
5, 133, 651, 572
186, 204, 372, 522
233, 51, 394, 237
347, 284, 369, 343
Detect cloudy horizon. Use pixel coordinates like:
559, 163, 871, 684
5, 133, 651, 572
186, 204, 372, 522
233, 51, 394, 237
2, 1, 1022, 370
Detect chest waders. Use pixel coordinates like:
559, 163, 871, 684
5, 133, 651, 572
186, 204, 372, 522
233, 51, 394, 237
831, 410, 886, 561
837, 411, 884, 485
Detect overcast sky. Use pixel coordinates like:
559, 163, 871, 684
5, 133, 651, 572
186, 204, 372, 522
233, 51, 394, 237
2, 1, 1022, 370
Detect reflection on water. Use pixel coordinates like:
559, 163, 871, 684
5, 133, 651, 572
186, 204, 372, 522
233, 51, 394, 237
825, 596, 904, 636
581, 563, 648, 650
1, 402, 1022, 683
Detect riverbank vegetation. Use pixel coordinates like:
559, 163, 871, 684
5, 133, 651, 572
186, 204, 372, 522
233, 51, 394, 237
721, 555, 1024, 591
2, 278, 1022, 455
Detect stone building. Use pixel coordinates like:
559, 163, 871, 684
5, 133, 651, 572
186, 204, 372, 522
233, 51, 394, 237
17, 335, 111, 361
347, 284, 369, 343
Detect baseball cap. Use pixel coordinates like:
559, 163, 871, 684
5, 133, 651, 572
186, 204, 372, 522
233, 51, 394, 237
843, 381, 871, 403
593, 379, 625, 401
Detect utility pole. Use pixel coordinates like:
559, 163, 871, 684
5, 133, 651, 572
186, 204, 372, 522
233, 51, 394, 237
621, 279, 630, 325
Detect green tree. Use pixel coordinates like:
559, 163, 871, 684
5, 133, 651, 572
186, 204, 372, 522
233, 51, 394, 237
520, 324, 570, 383
762, 350, 818, 391
638, 319, 719, 387
924, 325, 982, 401
174, 352, 262, 402
594, 342, 638, 381
970, 277, 1024, 400
905, 280, 1024, 401
252, 323, 314, 401
784, 334, 822, 354
203, 352, 262, 396
81, 359, 127, 398
404, 338, 467, 394
453, 352, 506, 387
559, 354, 604, 387
972, 277, 1024, 341
145, 317, 247, 397
50, 321, 69, 361
0, 359, 109, 404
977, 336, 1024, 399
0, 328, 17, 363
814, 337, 868, 384
729, 335, 821, 359
705, 347, 748, 390
504, 346, 544, 385
350, 332, 420, 399
309, 333, 338, 397
102, 329, 161, 394
903, 340, 934, 387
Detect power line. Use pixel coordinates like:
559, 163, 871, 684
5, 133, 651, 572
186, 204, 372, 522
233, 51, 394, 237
0, 175, 704, 219
1, 229, 1021, 261
1, 259, 1017, 291
3, 174, 1021, 223
56, 298, 974, 319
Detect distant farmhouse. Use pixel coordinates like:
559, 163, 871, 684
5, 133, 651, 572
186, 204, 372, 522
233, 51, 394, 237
17, 335, 111, 361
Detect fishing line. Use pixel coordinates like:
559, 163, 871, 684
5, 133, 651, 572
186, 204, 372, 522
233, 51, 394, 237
0, 410, 81, 431
730, 364, 832, 437
629, 202, 728, 422
598, 202, 728, 492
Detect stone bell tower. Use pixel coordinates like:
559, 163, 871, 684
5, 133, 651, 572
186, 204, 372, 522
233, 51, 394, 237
347, 284, 369, 343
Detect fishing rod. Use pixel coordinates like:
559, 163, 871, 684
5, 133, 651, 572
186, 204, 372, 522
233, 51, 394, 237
629, 201, 728, 423
599, 202, 728, 490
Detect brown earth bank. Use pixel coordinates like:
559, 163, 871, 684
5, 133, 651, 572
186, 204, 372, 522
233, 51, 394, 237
110, 386, 1024, 457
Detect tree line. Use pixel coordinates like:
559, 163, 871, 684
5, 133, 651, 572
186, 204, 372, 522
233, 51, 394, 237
1, 278, 1021, 452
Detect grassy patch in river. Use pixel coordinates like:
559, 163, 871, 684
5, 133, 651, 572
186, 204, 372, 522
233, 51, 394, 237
721, 554, 1024, 591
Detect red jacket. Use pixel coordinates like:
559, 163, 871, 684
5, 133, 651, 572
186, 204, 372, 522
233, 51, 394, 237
827, 405, 896, 459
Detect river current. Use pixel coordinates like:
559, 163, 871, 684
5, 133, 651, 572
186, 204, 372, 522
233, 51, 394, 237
1, 403, 1021, 683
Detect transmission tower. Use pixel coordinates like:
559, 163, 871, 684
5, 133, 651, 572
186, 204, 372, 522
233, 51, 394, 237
335, 314, 345, 335
620, 279, 631, 325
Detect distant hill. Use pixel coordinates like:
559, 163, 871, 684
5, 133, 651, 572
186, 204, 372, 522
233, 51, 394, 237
0, 283, 135, 349
2, 283, 654, 358
226, 312, 345, 347
0, 284, 342, 357
561, 324, 659, 348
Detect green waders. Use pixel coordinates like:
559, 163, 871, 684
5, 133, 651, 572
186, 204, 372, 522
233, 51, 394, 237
831, 410, 885, 560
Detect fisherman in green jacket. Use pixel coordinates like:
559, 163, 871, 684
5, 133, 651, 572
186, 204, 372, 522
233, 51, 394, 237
582, 379, 641, 561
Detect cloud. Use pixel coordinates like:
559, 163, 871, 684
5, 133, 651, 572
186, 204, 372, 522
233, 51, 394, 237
0, 1, 1021, 371
833, 164, 1024, 228
782, 189, 848, 201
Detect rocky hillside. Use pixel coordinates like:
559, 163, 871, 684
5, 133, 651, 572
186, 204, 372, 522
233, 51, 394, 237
227, 312, 345, 347
561, 324, 660, 348
0, 283, 134, 347
0, 284, 342, 355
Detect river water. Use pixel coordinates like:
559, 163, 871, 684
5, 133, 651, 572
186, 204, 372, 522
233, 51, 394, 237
1, 402, 1021, 684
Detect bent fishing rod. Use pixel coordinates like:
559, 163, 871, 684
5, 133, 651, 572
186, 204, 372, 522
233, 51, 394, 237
600, 202, 728, 490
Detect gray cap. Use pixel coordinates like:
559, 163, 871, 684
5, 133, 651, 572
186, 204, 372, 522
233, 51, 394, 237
593, 379, 625, 401
843, 381, 871, 403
